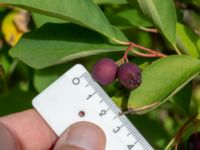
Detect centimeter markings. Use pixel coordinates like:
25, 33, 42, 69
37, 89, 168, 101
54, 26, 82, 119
83, 73, 117, 112
80, 72, 153, 150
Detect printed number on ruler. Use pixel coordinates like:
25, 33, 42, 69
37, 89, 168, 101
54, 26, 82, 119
32, 64, 154, 150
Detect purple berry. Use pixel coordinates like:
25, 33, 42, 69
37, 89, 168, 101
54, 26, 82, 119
188, 132, 200, 150
91, 58, 117, 85
117, 63, 141, 90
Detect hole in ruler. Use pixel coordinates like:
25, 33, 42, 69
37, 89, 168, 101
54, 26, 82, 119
72, 77, 80, 85
78, 111, 85, 117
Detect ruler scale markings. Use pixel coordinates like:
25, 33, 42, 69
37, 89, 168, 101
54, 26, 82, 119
86, 75, 119, 115
85, 82, 90, 87
98, 91, 108, 100
127, 132, 132, 137
84, 75, 129, 120
97, 90, 107, 98
83, 75, 114, 113
121, 116, 133, 132
96, 90, 108, 104
99, 98, 105, 104
120, 116, 129, 127
90, 81, 101, 93
79, 72, 87, 79
99, 107, 111, 117
101, 94, 119, 114
124, 120, 134, 136
83, 71, 153, 149
113, 123, 125, 134
83, 71, 90, 78
128, 141, 138, 150
123, 117, 152, 150
83, 75, 103, 101
124, 121, 144, 146
86, 90, 98, 100
84, 71, 152, 149
98, 94, 107, 101
90, 82, 98, 90
104, 98, 115, 109
113, 114, 120, 120
83, 73, 93, 83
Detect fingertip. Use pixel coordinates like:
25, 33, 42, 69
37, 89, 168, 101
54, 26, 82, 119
0, 109, 57, 150
54, 122, 106, 150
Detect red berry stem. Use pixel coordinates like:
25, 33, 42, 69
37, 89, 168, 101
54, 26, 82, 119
131, 49, 163, 58
130, 42, 167, 58
116, 42, 167, 65
122, 44, 133, 62
115, 58, 124, 65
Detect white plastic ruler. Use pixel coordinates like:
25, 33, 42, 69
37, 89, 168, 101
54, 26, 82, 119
32, 64, 154, 150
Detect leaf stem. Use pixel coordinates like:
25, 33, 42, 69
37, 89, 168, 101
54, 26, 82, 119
164, 114, 198, 150
119, 102, 160, 115
111, 38, 130, 45
173, 44, 182, 55
139, 27, 159, 33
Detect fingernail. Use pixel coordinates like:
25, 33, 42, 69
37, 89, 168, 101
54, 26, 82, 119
54, 122, 106, 150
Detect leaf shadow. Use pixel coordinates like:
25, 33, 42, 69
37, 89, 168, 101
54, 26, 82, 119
24, 23, 115, 45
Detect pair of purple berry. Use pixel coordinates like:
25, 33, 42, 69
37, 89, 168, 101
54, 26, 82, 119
91, 58, 141, 90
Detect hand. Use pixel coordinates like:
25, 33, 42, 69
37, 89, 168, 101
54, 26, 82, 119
0, 109, 106, 150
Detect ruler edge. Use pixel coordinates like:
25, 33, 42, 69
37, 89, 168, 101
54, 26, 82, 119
82, 66, 154, 150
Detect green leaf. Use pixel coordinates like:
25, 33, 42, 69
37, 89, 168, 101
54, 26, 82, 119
34, 63, 74, 92
32, 13, 66, 27
0, 0, 127, 42
106, 9, 152, 29
128, 55, 200, 114
128, 114, 170, 149
0, 87, 35, 116
192, 0, 200, 8
10, 23, 126, 69
132, 0, 177, 43
112, 94, 123, 108
193, 85, 200, 117
176, 23, 200, 58
170, 82, 192, 114
117, 9, 152, 28
94, 0, 127, 4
